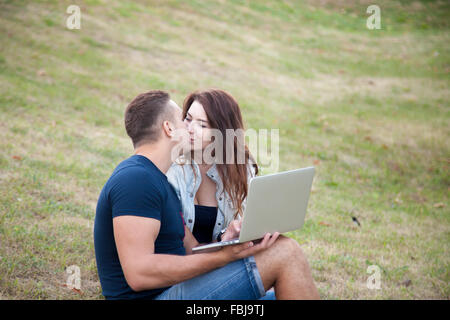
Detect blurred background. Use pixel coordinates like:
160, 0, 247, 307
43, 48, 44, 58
0, 0, 448, 299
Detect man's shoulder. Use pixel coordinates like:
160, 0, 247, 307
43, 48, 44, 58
113, 160, 150, 176
107, 157, 164, 192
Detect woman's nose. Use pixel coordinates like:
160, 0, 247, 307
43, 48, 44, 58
186, 121, 194, 133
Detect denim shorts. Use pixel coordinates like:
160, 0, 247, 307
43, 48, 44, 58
153, 256, 275, 300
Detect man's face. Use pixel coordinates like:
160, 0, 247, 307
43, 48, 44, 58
167, 99, 190, 155
167, 99, 186, 131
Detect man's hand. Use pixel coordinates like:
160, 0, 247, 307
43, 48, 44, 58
219, 232, 280, 263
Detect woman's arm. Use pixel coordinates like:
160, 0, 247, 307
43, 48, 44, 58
183, 226, 199, 254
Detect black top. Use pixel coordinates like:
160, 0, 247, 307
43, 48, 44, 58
193, 205, 218, 243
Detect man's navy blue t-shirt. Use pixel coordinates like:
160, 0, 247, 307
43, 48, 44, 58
94, 155, 186, 300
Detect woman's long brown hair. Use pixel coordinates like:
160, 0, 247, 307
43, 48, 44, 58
182, 89, 258, 218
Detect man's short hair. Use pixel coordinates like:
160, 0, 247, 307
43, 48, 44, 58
124, 90, 174, 148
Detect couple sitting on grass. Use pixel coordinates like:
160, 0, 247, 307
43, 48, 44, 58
93, 88, 320, 300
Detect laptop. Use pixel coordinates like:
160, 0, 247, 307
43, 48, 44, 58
191, 166, 315, 252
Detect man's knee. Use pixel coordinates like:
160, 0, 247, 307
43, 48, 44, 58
273, 236, 307, 263
275, 235, 301, 252
254, 235, 305, 269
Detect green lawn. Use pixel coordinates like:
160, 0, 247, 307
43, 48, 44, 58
0, 0, 448, 299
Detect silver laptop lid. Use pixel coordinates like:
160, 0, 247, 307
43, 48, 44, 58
239, 167, 315, 243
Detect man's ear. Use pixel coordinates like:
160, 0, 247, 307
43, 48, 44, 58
162, 120, 174, 138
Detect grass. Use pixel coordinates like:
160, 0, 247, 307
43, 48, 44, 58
0, 0, 449, 299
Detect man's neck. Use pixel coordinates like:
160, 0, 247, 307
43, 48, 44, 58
134, 142, 172, 174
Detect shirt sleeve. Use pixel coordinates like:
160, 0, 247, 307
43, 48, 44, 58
109, 168, 164, 220
240, 163, 257, 217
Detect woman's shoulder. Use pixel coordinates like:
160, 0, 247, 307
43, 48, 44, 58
167, 162, 183, 175
247, 159, 258, 178
166, 161, 197, 186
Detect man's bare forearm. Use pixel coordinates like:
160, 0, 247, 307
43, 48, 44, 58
129, 249, 229, 291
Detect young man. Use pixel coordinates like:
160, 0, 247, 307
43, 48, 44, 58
93, 90, 320, 300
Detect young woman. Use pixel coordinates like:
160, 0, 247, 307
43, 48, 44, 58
167, 88, 258, 245
167, 89, 277, 300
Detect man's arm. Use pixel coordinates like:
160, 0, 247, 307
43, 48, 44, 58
113, 215, 278, 292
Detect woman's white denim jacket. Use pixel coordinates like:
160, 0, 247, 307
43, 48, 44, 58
166, 160, 257, 242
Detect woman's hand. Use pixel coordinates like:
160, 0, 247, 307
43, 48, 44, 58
221, 219, 242, 241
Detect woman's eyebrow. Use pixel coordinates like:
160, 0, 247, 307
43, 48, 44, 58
187, 111, 208, 123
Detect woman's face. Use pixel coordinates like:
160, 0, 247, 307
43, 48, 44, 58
184, 100, 213, 152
